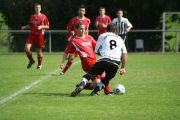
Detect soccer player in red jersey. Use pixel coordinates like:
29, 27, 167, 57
95, 7, 112, 36
22, 3, 49, 69
60, 23, 111, 95
60, 5, 91, 75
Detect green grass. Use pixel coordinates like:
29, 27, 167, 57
0, 53, 180, 120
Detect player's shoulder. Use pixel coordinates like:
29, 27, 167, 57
105, 15, 111, 19
86, 35, 94, 40
121, 17, 129, 21
112, 18, 118, 22
84, 17, 91, 22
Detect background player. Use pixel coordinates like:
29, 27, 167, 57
112, 9, 132, 46
22, 3, 49, 69
60, 5, 91, 75
60, 23, 111, 95
71, 23, 127, 96
95, 7, 112, 36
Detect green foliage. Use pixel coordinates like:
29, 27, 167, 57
0, 12, 8, 46
0, 54, 180, 120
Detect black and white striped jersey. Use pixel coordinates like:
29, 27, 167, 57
112, 17, 132, 36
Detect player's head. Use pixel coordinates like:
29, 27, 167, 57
78, 5, 86, 17
117, 9, 123, 18
107, 23, 117, 33
99, 7, 106, 16
75, 23, 86, 36
34, 3, 41, 14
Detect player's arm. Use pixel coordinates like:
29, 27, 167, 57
94, 17, 99, 28
119, 43, 128, 75
66, 18, 75, 35
38, 16, 50, 30
125, 19, 133, 32
21, 25, 31, 30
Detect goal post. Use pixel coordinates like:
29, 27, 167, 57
162, 12, 180, 53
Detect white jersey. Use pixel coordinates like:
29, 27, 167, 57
112, 17, 132, 35
95, 32, 127, 62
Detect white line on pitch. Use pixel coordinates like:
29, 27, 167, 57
0, 61, 80, 107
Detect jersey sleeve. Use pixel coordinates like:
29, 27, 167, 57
112, 18, 116, 24
64, 40, 76, 54
121, 42, 127, 53
66, 18, 74, 31
107, 16, 112, 24
91, 36, 96, 50
43, 15, 49, 26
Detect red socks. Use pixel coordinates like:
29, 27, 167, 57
26, 52, 34, 63
63, 61, 72, 73
84, 83, 93, 90
104, 84, 111, 94
38, 56, 43, 66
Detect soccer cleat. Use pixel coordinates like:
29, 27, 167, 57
37, 65, 42, 69
27, 61, 35, 69
59, 69, 64, 75
105, 92, 114, 96
90, 92, 99, 96
70, 85, 84, 97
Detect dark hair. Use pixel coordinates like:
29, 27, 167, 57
78, 5, 86, 10
117, 9, 123, 13
99, 7, 105, 10
107, 23, 117, 33
34, 3, 41, 7
75, 23, 84, 29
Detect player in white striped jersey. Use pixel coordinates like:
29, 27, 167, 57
112, 9, 132, 43
71, 23, 128, 96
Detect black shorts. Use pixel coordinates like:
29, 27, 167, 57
88, 60, 119, 85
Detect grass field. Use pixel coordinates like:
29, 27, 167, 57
0, 53, 180, 120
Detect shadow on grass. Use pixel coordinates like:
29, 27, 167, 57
24, 92, 89, 97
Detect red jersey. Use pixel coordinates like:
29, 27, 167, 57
66, 16, 90, 35
28, 13, 49, 35
95, 15, 111, 35
65, 35, 96, 60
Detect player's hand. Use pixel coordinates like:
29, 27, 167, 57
21, 26, 26, 30
100, 23, 107, 28
118, 68, 126, 75
70, 31, 75, 36
125, 28, 130, 32
37, 25, 43, 30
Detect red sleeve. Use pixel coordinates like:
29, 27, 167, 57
66, 18, 74, 31
91, 36, 96, 50
64, 41, 76, 54
94, 17, 98, 26
108, 16, 112, 23
43, 15, 49, 26
87, 18, 91, 29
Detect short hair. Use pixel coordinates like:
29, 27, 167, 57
78, 5, 86, 10
99, 7, 105, 10
107, 23, 117, 33
34, 3, 41, 7
117, 9, 123, 13
75, 23, 85, 29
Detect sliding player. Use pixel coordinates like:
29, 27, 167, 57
60, 23, 111, 95
95, 7, 111, 36
60, 5, 90, 75
22, 3, 49, 69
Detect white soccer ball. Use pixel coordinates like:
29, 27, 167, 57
113, 84, 125, 95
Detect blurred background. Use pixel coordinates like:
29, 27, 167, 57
0, 0, 180, 53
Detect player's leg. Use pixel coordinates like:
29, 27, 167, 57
25, 35, 35, 69
90, 62, 118, 96
36, 48, 43, 69
35, 35, 44, 69
60, 53, 75, 75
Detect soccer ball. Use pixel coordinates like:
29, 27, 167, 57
113, 84, 125, 95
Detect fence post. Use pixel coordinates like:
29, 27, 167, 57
162, 12, 165, 53
49, 31, 52, 53
175, 31, 179, 53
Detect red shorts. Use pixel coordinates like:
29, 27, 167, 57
26, 34, 44, 48
81, 58, 96, 73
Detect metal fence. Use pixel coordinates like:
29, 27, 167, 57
0, 29, 179, 53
